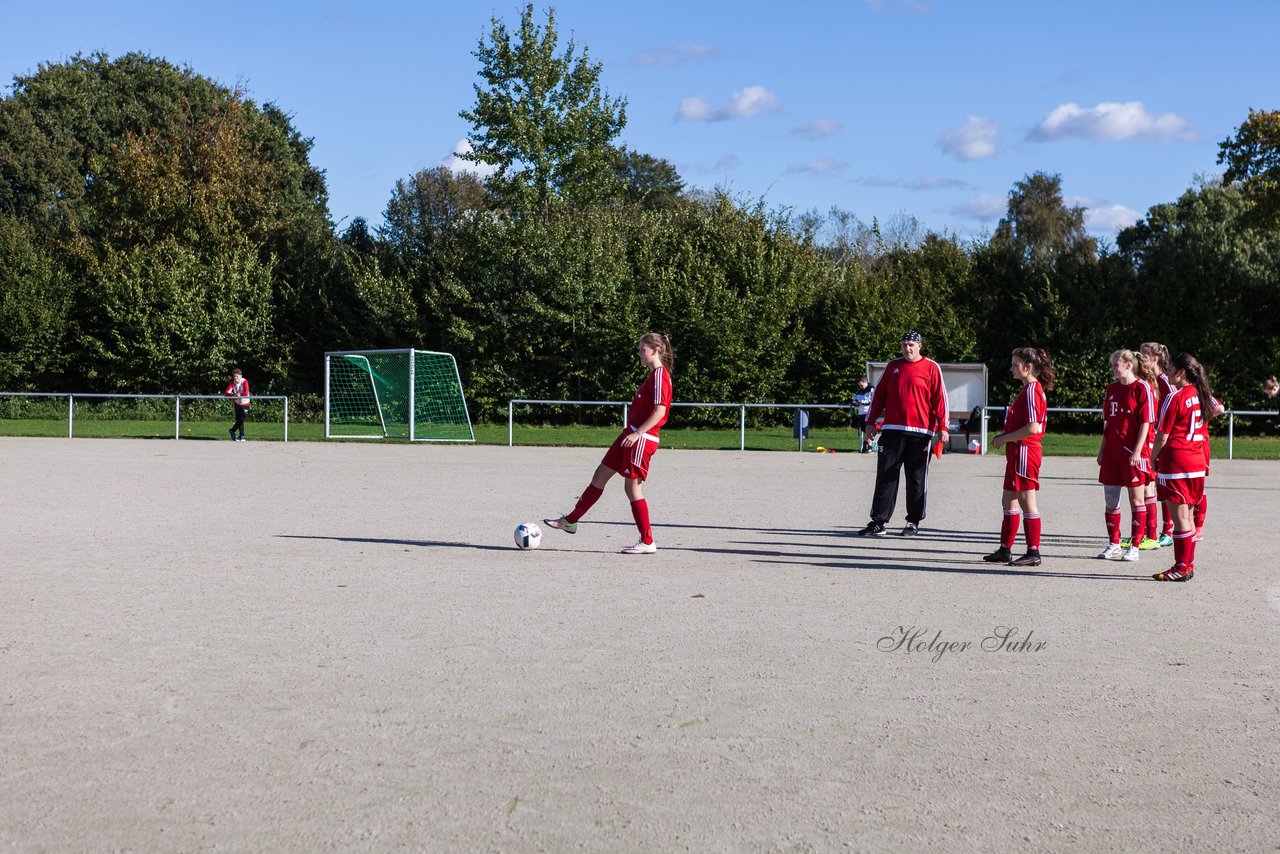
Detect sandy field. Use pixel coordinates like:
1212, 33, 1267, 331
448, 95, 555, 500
2, 437, 1278, 852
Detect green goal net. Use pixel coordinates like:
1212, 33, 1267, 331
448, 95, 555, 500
324, 349, 473, 441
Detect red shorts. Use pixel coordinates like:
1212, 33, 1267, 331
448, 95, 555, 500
1098, 452, 1152, 487
1003, 443, 1041, 492
601, 429, 659, 481
1156, 474, 1205, 505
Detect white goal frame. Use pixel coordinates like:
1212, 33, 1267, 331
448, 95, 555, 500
323, 348, 474, 442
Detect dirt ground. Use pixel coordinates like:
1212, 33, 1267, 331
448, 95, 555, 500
2, 437, 1278, 852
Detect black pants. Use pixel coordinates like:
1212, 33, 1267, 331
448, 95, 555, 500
232, 406, 247, 438
869, 430, 933, 524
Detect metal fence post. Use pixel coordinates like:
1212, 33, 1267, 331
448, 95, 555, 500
508, 400, 514, 447
740, 406, 745, 451
283, 396, 289, 443
174, 395, 181, 439
68, 394, 74, 438
1228, 411, 1234, 460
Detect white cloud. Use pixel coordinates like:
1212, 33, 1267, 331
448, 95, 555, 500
1084, 203, 1142, 232
938, 116, 999, 161
792, 159, 848, 175
676, 85, 781, 122
713, 154, 740, 171
631, 43, 718, 67
440, 139, 497, 179
952, 193, 1007, 221
1030, 101, 1196, 143
792, 118, 841, 139
858, 175, 970, 191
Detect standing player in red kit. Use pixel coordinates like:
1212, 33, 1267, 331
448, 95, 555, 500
983, 348, 1055, 567
543, 333, 673, 554
1150, 353, 1215, 581
857, 331, 948, 537
1134, 342, 1176, 549
1096, 349, 1156, 562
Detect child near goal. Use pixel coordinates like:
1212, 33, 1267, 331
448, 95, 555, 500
983, 348, 1054, 567
543, 333, 674, 554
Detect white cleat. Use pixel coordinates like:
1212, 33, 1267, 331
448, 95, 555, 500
1097, 543, 1123, 560
1120, 545, 1141, 562
621, 540, 657, 555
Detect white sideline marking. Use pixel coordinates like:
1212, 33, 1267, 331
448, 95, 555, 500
1269, 583, 1280, 617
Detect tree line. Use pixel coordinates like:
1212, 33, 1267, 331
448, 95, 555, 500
2, 7, 1278, 424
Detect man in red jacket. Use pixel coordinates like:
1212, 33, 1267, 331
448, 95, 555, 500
858, 331, 949, 537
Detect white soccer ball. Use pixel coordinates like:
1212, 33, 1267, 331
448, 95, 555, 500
514, 522, 542, 550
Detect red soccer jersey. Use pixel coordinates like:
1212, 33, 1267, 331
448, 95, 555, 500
1101, 379, 1154, 456
868, 357, 948, 436
1003, 380, 1047, 448
628, 366, 672, 436
1156, 385, 1210, 477
224, 378, 251, 407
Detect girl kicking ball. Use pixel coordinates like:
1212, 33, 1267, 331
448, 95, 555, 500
543, 333, 674, 554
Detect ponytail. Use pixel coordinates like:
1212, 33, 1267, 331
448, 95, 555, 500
1140, 342, 1171, 377
640, 332, 674, 372
1013, 347, 1055, 392
1171, 352, 1213, 417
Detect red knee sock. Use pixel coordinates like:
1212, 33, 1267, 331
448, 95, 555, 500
1023, 513, 1041, 551
566, 484, 604, 524
1161, 501, 1174, 536
1129, 505, 1146, 545
1194, 494, 1207, 530
1172, 529, 1195, 567
1000, 510, 1021, 549
630, 498, 653, 544
1144, 497, 1158, 541
1105, 509, 1122, 544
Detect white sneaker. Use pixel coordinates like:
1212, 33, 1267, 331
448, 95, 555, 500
1120, 545, 1141, 562
621, 540, 657, 554
1097, 543, 1123, 560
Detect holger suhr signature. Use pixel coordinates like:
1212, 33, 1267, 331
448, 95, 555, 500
877, 626, 1047, 663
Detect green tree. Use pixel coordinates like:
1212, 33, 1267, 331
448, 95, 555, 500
0, 52, 341, 391
1218, 108, 1280, 226
1118, 180, 1280, 408
612, 148, 684, 210
994, 171, 1096, 267
459, 4, 627, 212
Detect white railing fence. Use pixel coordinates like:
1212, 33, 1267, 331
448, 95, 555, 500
507, 399, 853, 451
0, 392, 290, 441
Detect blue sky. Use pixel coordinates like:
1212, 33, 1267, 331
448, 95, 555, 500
4, 0, 1278, 239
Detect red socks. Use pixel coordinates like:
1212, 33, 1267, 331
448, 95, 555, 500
1194, 494, 1207, 530
1105, 509, 1122, 544
566, 486, 655, 546
1130, 505, 1146, 545
1023, 513, 1042, 551
566, 484, 604, 524
1000, 510, 1021, 549
1145, 497, 1158, 541
630, 498, 653, 545
1172, 529, 1196, 568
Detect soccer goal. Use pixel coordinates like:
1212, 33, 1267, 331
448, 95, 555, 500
324, 349, 474, 442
